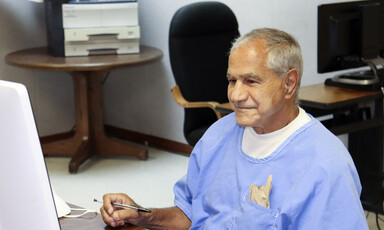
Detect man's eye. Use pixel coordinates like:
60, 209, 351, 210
228, 79, 236, 84
246, 79, 258, 84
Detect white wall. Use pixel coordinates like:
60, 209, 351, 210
0, 0, 359, 144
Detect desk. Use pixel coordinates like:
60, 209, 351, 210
299, 84, 384, 134
5, 46, 163, 173
217, 83, 384, 213
60, 204, 144, 230
300, 84, 384, 214
60, 215, 143, 230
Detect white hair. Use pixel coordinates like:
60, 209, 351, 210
231, 28, 304, 100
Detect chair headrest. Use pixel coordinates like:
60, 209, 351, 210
170, 1, 238, 37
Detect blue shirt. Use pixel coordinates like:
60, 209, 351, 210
174, 113, 368, 229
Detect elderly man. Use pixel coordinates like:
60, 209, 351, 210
100, 28, 368, 229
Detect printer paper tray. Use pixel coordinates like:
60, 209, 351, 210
64, 39, 139, 56
64, 26, 140, 41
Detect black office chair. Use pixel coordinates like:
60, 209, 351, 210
169, 2, 239, 146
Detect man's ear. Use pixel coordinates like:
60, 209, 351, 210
283, 69, 299, 98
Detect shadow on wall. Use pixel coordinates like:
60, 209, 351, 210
0, 0, 46, 54
103, 59, 181, 141
0, 1, 75, 138
0, 0, 47, 83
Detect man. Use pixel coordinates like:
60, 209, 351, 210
100, 28, 368, 229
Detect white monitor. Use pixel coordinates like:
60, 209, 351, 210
0, 80, 61, 230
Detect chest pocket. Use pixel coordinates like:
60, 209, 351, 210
230, 194, 280, 230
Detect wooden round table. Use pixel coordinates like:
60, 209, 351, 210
5, 46, 163, 173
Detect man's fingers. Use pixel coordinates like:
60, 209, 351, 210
100, 207, 125, 227
102, 194, 120, 215
100, 206, 114, 225
114, 209, 140, 222
100, 193, 142, 227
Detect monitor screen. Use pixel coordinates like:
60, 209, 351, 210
318, 0, 384, 74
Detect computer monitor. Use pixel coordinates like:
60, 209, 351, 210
0, 80, 62, 230
318, 0, 384, 91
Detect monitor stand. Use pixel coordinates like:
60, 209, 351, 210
325, 58, 384, 92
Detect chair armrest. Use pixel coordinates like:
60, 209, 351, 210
171, 85, 223, 119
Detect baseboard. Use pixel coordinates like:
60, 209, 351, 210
105, 125, 193, 156
39, 126, 193, 156
40, 130, 75, 144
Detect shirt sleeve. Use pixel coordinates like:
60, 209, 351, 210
173, 142, 203, 221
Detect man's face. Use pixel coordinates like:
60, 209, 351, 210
227, 41, 288, 134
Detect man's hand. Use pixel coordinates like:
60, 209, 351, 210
100, 193, 191, 229
100, 193, 147, 227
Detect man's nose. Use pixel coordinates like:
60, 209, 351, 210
230, 82, 248, 101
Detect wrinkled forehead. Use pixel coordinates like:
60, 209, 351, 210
228, 42, 269, 72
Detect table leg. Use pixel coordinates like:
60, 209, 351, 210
42, 70, 148, 173
42, 74, 90, 157
349, 98, 384, 213
84, 70, 148, 160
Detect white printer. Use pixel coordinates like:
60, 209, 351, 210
44, 0, 139, 57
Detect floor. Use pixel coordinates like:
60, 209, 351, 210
45, 148, 189, 212
46, 147, 384, 229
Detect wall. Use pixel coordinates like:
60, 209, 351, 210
0, 0, 357, 144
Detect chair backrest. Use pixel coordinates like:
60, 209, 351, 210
169, 1, 239, 145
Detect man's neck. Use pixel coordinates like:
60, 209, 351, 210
253, 106, 299, 134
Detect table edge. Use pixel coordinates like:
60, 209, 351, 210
5, 45, 163, 72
